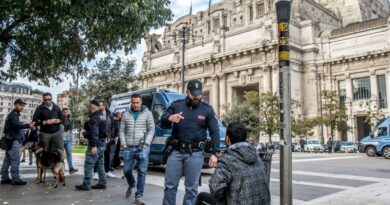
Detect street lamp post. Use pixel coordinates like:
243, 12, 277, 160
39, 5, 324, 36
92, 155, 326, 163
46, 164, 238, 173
276, 1, 292, 205
180, 26, 186, 93
165, 24, 203, 94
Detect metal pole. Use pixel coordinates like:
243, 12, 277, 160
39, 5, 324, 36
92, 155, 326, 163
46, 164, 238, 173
181, 26, 186, 94
276, 1, 292, 205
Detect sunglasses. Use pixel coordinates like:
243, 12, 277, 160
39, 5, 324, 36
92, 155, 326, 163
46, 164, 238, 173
44, 99, 52, 102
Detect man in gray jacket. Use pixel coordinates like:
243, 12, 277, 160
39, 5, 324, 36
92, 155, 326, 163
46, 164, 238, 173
120, 93, 155, 205
197, 122, 270, 205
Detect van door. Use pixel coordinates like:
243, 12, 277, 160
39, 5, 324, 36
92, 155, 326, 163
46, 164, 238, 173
149, 92, 169, 164
375, 125, 389, 154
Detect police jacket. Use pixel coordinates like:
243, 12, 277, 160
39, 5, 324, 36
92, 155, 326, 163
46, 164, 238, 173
84, 111, 105, 147
161, 97, 220, 154
4, 109, 30, 140
32, 103, 64, 134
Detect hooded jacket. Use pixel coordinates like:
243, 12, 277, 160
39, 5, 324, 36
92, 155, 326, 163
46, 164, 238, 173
209, 142, 271, 205
120, 106, 155, 148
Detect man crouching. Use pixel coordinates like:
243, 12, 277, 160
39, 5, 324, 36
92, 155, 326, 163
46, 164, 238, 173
197, 122, 271, 205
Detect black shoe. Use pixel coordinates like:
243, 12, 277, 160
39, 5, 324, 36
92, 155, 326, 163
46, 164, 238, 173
69, 168, 79, 174
75, 185, 90, 191
11, 180, 27, 185
109, 168, 114, 171
126, 187, 133, 198
21, 160, 25, 163
29, 162, 32, 165
91, 184, 106, 189
1, 179, 12, 184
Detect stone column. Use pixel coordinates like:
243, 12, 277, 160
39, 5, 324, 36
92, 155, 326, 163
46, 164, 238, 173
370, 71, 379, 105
219, 74, 227, 116
263, 66, 272, 93
271, 65, 279, 93
212, 76, 220, 116
386, 68, 390, 109
345, 76, 355, 141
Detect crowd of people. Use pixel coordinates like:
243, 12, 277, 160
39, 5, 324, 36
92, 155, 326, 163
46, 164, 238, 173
1, 80, 271, 205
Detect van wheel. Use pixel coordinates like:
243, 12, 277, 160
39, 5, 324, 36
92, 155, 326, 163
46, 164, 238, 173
383, 147, 390, 159
365, 147, 377, 157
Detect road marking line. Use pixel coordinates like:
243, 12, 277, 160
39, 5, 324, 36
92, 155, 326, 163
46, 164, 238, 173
271, 169, 387, 182
272, 156, 363, 163
270, 178, 353, 189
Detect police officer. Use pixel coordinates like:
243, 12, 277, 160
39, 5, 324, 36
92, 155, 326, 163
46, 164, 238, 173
1, 99, 34, 185
75, 100, 107, 190
162, 79, 220, 205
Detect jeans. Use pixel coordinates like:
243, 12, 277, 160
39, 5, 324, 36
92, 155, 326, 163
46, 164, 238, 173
39, 131, 64, 152
82, 146, 106, 189
163, 150, 204, 205
1, 140, 21, 181
123, 146, 150, 198
64, 140, 74, 169
104, 140, 117, 172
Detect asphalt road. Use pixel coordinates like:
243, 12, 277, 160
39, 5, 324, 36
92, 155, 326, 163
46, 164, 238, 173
1, 151, 389, 204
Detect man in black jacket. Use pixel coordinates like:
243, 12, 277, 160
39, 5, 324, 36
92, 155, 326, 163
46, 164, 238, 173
112, 112, 123, 169
1, 99, 34, 185
32, 92, 65, 152
75, 100, 107, 190
98, 101, 116, 178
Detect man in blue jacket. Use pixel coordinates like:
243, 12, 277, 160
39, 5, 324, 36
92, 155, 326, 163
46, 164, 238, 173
161, 79, 220, 205
75, 100, 107, 190
1, 99, 34, 185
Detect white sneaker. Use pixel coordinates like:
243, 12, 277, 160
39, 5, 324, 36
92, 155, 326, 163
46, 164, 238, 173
135, 197, 146, 205
93, 173, 98, 180
106, 172, 116, 178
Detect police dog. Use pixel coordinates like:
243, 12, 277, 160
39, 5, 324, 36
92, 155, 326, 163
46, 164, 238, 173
29, 143, 66, 188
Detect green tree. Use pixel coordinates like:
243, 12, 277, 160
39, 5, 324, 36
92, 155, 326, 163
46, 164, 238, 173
245, 91, 280, 143
86, 55, 139, 104
316, 90, 349, 141
292, 119, 316, 139
365, 100, 386, 131
69, 56, 138, 130
0, 0, 172, 85
223, 103, 260, 141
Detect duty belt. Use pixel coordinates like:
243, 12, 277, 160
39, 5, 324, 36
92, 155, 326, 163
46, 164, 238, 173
174, 141, 206, 155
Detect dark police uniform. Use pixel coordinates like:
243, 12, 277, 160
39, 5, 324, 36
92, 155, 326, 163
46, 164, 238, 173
1, 99, 30, 184
161, 98, 220, 154
76, 107, 107, 190
162, 80, 220, 205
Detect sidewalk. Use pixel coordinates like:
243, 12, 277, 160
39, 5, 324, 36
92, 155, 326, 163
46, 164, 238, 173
0, 175, 184, 205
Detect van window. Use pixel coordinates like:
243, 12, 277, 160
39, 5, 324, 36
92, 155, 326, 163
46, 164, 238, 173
377, 127, 387, 137
141, 94, 153, 109
152, 104, 166, 127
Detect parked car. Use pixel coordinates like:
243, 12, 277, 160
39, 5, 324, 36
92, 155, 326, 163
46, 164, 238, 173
110, 88, 227, 167
340, 141, 358, 153
304, 139, 324, 153
292, 142, 301, 152
359, 117, 390, 159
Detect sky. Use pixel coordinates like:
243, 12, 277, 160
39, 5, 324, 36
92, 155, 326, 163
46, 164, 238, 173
3, 0, 223, 102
